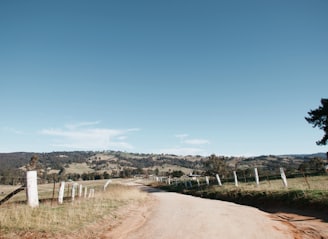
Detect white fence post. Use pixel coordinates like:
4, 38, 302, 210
71, 183, 78, 202
84, 186, 88, 198
26, 171, 39, 208
88, 189, 95, 198
104, 179, 112, 191
280, 167, 288, 188
58, 181, 65, 204
205, 176, 210, 186
72, 184, 75, 202
233, 171, 239, 187
216, 174, 222, 186
254, 168, 260, 186
79, 184, 83, 198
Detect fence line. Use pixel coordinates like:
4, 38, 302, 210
151, 167, 324, 190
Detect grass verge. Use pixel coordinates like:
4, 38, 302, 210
154, 176, 328, 213
0, 183, 147, 238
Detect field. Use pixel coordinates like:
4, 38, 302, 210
156, 175, 328, 213
1, 176, 328, 238
0, 179, 148, 239
210, 174, 328, 190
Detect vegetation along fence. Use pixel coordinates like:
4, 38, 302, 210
0, 171, 112, 207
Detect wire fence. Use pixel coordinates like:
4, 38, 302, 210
151, 168, 328, 191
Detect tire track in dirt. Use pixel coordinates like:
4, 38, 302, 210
121, 187, 294, 239
270, 213, 328, 239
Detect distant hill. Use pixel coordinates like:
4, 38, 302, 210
282, 152, 327, 159
0, 151, 326, 184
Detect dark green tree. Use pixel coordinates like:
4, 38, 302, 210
170, 170, 184, 178
103, 171, 110, 179
154, 168, 159, 176
204, 154, 228, 176
298, 158, 325, 173
305, 98, 328, 145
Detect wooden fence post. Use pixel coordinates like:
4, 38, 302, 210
0, 186, 24, 206
67, 183, 70, 198
26, 171, 39, 208
302, 173, 311, 189
188, 181, 192, 188
51, 180, 56, 206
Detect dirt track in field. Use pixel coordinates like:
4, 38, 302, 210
8, 185, 328, 239
100, 186, 328, 239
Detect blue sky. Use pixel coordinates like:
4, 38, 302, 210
1, 1, 327, 156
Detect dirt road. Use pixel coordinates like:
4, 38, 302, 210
109, 187, 294, 239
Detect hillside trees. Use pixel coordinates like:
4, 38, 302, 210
0, 168, 25, 185
204, 154, 228, 177
298, 158, 325, 173
170, 170, 184, 178
305, 98, 328, 146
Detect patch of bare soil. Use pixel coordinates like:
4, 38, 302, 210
115, 190, 328, 239
270, 212, 328, 239
98, 197, 156, 239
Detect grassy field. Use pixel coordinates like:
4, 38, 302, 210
0, 179, 122, 202
0, 180, 148, 238
1, 176, 327, 238
211, 174, 328, 191
156, 175, 328, 212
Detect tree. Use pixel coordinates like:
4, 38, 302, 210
154, 168, 159, 176
298, 158, 325, 173
103, 171, 110, 179
204, 154, 228, 176
170, 170, 184, 178
305, 98, 328, 145
27, 155, 38, 171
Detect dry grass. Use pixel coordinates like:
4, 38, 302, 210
65, 162, 94, 174
0, 179, 124, 202
157, 175, 328, 212
213, 175, 328, 191
0, 183, 148, 238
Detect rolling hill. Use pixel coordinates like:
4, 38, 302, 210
0, 151, 326, 184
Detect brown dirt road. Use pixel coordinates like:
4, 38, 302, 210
102, 186, 328, 239
5, 184, 327, 239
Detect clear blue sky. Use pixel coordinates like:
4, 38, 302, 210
1, 0, 327, 156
